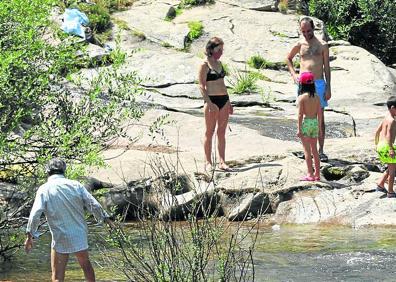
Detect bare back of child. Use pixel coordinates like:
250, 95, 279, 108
375, 100, 396, 198
297, 72, 323, 181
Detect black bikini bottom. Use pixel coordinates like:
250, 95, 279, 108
207, 95, 229, 109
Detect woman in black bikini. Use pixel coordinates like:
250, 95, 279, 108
198, 37, 233, 171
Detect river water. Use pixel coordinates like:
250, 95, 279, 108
1, 224, 396, 281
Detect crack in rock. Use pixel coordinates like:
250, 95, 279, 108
147, 88, 202, 100
141, 81, 196, 88
229, 19, 235, 34
143, 103, 201, 113
326, 109, 357, 137
213, 16, 229, 21
232, 101, 283, 110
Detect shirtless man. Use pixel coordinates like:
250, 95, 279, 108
286, 17, 331, 161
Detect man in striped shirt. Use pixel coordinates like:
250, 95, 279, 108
25, 158, 113, 282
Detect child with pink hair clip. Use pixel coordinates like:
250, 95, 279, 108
297, 72, 323, 181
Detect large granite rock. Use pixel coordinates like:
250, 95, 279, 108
218, 0, 277, 11
76, 1, 396, 225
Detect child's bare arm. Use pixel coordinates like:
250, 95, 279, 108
374, 121, 382, 145
388, 120, 396, 158
297, 97, 304, 137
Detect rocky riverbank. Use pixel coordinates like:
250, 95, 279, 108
3, 0, 396, 226
83, 0, 395, 226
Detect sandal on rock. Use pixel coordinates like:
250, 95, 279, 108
218, 163, 232, 172
375, 185, 387, 193
300, 175, 315, 181
314, 176, 321, 181
387, 192, 396, 198
319, 153, 328, 162
292, 151, 305, 160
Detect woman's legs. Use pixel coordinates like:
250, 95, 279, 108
217, 102, 230, 169
51, 249, 69, 282
301, 136, 314, 177
308, 137, 320, 178
204, 103, 218, 166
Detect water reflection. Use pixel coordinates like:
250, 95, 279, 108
2, 224, 396, 281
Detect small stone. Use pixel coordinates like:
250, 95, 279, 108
165, 6, 176, 20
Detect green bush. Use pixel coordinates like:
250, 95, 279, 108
247, 55, 266, 69
221, 62, 230, 76
77, 3, 111, 32
106, 0, 136, 12
0, 0, 144, 260
187, 21, 204, 40
179, 0, 214, 8
229, 70, 259, 95
278, 0, 288, 14
247, 55, 286, 70
64, 0, 136, 13
309, 0, 396, 65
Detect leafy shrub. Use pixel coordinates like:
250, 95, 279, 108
309, 0, 396, 65
77, 2, 111, 32
247, 55, 287, 70
187, 21, 204, 40
0, 0, 144, 259
179, 0, 214, 8
106, 0, 136, 12
64, 0, 136, 13
221, 62, 230, 76
247, 55, 265, 69
278, 0, 288, 14
228, 69, 259, 95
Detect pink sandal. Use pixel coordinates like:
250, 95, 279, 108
300, 175, 315, 181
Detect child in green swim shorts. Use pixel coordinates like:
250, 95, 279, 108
374, 95, 396, 198
297, 72, 323, 181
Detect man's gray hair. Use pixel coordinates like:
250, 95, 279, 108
45, 158, 67, 175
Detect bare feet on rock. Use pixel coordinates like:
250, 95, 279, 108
204, 162, 214, 173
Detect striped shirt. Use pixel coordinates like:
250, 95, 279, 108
26, 174, 109, 254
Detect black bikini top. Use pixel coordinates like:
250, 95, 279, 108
206, 62, 226, 81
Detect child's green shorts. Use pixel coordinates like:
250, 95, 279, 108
377, 141, 396, 164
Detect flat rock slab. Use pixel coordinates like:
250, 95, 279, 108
121, 49, 200, 86
329, 45, 395, 107
218, 0, 277, 11
274, 186, 396, 228
91, 109, 299, 183
114, 1, 189, 49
